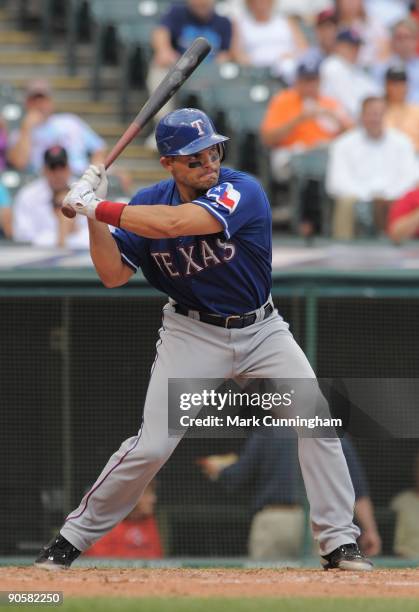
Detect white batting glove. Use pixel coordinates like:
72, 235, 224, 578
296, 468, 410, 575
81, 164, 108, 200
63, 180, 103, 219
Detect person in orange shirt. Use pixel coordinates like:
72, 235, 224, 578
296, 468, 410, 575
260, 57, 351, 177
260, 57, 351, 235
84, 481, 163, 559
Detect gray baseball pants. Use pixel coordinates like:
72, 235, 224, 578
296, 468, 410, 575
61, 302, 360, 556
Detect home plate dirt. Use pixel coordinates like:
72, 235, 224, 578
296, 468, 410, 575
1, 568, 419, 598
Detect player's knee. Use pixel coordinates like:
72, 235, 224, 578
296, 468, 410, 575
138, 440, 173, 465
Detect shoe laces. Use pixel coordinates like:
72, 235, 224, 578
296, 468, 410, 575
338, 543, 362, 558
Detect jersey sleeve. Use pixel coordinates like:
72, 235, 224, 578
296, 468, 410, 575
112, 228, 147, 272
192, 176, 268, 239
111, 192, 150, 272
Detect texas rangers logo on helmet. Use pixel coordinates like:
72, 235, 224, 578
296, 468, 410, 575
191, 119, 205, 135
206, 182, 241, 214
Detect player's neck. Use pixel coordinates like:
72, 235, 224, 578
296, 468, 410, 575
176, 183, 201, 204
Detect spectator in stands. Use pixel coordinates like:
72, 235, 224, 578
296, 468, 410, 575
390, 452, 419, 558
84, 481, 163, 559
384, 66, 419, 153
320, 29, 381, 118
0, 116, 8, 172
410, 0, 419, 52
147, 0, 234, 121
12, 145, 89, 248
7, 79, 106, 176
334, 0, 391, 67
260, 56, 351, 235
387, 187, 419, 243
0, 180, 11, 239
326, 96, 419, 239
278, 0, 333, 22
261, 56, 350, 178
231, 0, 308, 82
305, 8, 339, 66
365, 0, 409, 29
374, 19, 419, 103
200, 431, 381, 560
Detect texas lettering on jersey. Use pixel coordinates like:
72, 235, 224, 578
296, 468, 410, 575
151, 237, 236, 278
112, 167, 272, 314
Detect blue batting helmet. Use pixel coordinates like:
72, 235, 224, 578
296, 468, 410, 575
155, 108, 229, 157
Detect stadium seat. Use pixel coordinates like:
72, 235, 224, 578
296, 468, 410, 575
208, 70, 280, 175
0, 170, 36, 198
115, 21, 159, 121
0, 84, 23, 131
16, 0, 57, 50
88, 0, 153, 100
288, 148, 331, 235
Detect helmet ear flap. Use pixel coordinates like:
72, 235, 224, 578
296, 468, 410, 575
218, 142, 226, 162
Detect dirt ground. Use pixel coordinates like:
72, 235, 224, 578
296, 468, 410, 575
1, 567, 419, 598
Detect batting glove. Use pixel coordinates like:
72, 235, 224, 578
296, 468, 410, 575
81, 164, 108, 200
63, 180, 103, 219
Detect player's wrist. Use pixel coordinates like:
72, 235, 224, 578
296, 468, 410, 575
95, 201, 127, 227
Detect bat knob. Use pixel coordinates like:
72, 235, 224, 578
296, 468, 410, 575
61, 204, 76, 219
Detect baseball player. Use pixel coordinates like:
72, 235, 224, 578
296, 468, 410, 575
35, 108, 372, 571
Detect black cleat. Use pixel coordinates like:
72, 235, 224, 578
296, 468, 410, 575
321, 543, 373, 571
35, 534, 81, 570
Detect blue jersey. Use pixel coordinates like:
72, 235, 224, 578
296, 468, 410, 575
112, 167, 272, 316
160, 5, 232, 59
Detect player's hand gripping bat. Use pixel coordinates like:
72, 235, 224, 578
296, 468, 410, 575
61, 36, 212, 218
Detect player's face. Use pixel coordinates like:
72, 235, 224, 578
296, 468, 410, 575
163, 145, 221, 195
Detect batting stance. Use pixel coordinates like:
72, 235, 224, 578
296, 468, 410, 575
35, 109, 372, 571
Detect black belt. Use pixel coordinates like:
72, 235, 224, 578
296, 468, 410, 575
174, 301, 274, 329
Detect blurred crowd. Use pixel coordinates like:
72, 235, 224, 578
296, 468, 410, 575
81, 442, 419, 561
3, 0, 419, 246
0, 77, 106, 248
147, 0, 419, 241
199, 441, 419, 561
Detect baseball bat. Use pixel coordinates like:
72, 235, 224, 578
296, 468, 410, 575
62, 36, 212, 218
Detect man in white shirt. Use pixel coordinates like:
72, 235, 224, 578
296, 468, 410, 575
326, 96, 419, 238
12, 145, 89, 248
373, 18, 419, 104
365, 0, 409, 29
320, 29, 381, 118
